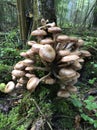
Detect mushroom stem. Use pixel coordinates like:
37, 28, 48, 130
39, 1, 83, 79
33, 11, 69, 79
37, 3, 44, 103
33, 66, 48, 71
39, 72, 51, 82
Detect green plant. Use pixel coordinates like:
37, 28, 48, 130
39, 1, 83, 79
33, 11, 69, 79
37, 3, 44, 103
71, 95, 97, 129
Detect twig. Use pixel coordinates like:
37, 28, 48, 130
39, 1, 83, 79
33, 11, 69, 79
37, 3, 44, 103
32, 98, 53, 130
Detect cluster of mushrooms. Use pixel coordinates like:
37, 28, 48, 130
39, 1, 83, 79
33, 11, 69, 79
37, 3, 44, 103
4, 19, 91, 98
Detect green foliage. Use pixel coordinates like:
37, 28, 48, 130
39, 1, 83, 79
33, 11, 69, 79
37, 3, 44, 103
0, 64, 12, 83
0, 83, 6, 92
71, 95, 97, 129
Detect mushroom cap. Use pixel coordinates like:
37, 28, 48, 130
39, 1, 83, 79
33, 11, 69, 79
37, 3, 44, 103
31, 43, 43, 53
20, 52, 29, 58
58, 50, 70, 57
67, 85, 77, 93
26, 49, 35, 57
80, 50, 91, 57
17, 77, 28, 84
40, 38, 54, 45
77, 39, 84, 47
78, 58, 84, 62
27, 77, 40, 91
12, 70, 25, 78
69, 37, 78, 42
25, 73, 35, 78
57, 89, 70, 98
66, 78, 78, 85
48, 26, 62, 33
15, 82, 23, 88
44, 77, 56, 85
27, 41, 37, 46
23, 59, 34, 66
14, 61, 25, 70
72, 61, 82, 70
57, 35, 70, 42
25, 66, 34, 71
39, 44, 56, 62
59, 68, 76, 78
70, 51, 81, 56
31, 29, 47, 36
61, 55, 79, 62
5, 81, 15, 93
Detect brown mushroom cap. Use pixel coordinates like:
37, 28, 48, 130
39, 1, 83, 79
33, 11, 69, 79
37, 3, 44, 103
23, 59, 34, 66
25, 66, 34, 71
17, 77, 28, 84
61, 55, 79, 62
12, 70, 25, 78
39, 44, 56, 62
31, 29, 47, 36
67, 85, 77, 93
72, 61, 82, 70
31, 43, 43, 53
77, 39, 84, 47
57, 35, 70, 42
40, 38, 54, 45
25, 73, 35, 79
27, 77, 40, 92
15, 82, 23, 88
20, 52, 29, 58
48, 26, 62, 33
59, 68, 76, 78
27, 41, 37, 46
69, 37, 78, 42
5, 81, 15, 93
57, 89, 70, 98
58, 50, 70, 57
14, 61, 25, 70
43, 76, 56, 85
80, 50, 91, 57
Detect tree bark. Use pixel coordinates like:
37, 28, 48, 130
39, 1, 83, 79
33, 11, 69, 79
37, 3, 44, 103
32, 0, 56, 30
93, 0, 97, 27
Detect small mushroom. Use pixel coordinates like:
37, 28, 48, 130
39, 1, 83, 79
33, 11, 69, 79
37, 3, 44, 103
26, 49, 35, 58
43, 76, 56, 85
31, 43, 43, 53
25, 66, 34, 71
80, 50, 91, 57
59, 68, 76, 79
57, 89, 70, 98
31, 29, 47, 42
5, 81, 15, 93
77, 39, 84, 47
39, 44, 56, 62
25, 73, 35, 79
12, 70, 25, 78
15, 82, 23, 88
40, 38, 54, 45
48, 26, 62, 41
71, 61, 82, 70
23, 59, 34, 66
67, 85, 77, 93
27, 41, 37, 46
27, 77, 40, 92
17, 77, 28, 84
20, 52, 29, 58
14, 61, 25, 70
69, 37, 78, 42
60, 55, 79, 63
58, 50, 70, 57
57, 35, 70, 42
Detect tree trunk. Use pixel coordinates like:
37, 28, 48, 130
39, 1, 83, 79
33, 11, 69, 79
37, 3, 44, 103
40, 0, 56, 23
17, 0, 33, 45
32, 0, 56, 30
93, 0, 97, 27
